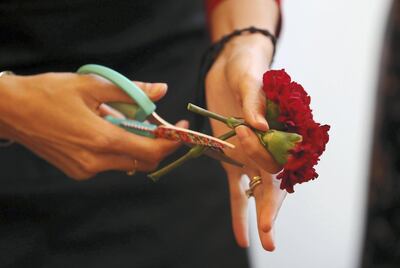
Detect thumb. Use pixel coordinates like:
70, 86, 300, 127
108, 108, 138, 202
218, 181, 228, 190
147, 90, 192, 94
83, 74, 168, 103
239, 78, 269, 131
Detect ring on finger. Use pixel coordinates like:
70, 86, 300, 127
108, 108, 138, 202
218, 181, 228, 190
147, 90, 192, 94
246, 175, 262, 198
127, 159, 138, 176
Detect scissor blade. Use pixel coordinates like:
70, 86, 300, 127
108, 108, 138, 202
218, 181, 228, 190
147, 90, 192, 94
203, 148, 244, 167
153, 123, 235, 149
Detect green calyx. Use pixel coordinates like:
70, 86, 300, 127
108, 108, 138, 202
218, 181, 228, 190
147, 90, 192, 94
257, 129, 303, 165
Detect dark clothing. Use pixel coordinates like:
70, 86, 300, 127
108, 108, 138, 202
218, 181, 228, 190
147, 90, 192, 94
0, 1, 248, 267
362, 1, 400, 267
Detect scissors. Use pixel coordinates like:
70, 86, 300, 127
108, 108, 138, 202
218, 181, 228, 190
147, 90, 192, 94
77, 64, 243, 167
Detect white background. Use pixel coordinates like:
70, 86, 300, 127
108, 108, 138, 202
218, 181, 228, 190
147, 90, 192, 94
248, 0, 392, 268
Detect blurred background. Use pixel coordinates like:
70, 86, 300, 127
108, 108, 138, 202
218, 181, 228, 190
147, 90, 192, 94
248, 0, 393, 267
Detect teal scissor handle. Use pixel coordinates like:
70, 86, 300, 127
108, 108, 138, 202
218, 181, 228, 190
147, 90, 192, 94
77, 64, 156, 121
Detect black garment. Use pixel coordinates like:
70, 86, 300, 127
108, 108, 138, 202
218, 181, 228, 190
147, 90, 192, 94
0, 1, 249, 267
362, 1, 400, 267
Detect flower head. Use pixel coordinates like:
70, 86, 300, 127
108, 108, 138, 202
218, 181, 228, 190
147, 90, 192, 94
262, 69, 330, 193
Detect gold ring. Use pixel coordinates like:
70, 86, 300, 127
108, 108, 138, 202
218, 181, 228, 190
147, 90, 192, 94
127, 159, 138, 176
246, 176, 262, 198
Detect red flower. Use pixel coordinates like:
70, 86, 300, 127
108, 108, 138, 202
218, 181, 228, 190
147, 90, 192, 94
262, 69, 330, 193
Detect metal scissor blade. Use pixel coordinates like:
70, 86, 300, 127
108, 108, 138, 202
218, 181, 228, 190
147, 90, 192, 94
185, 143, 243, 167
203, 148, 244, 167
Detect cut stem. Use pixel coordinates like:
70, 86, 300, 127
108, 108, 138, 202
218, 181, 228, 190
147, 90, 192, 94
187, 103, 245, 128
187, 103, 229, 124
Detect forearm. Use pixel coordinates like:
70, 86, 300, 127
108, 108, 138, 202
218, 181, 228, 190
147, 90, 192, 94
208, 0, 280, 42
0, 76, 21, 139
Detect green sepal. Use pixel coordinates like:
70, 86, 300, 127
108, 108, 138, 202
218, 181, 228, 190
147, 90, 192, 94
257, 129, 303, 165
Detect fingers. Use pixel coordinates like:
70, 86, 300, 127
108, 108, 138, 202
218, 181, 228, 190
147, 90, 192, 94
88, 114, 188, 164
238, 76, 269, 131
236, 125, 282, 173
227, 168, 250, 248
81, 74, 168, 104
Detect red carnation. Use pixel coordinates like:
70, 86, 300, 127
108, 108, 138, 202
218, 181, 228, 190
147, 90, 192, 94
262, 69, 330, 193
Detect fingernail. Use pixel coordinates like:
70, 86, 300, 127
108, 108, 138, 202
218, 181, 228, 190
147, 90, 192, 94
255, 114, 269, 131
176, 120, 189, 128
152, 83, 168, 95
236, 126, 249, 139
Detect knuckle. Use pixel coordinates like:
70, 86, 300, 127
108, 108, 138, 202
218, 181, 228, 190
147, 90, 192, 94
244, 142, 258, 158
76, 152, 101, 174
92, 134, 114, 150
138, 82, 150, 93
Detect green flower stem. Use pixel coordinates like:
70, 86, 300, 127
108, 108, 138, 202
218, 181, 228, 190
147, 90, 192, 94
187, 103, 245, 128
187, 103, 228, 124
147, 146, 204, 182
148, 129, 237, 181
218, 129, 237, 140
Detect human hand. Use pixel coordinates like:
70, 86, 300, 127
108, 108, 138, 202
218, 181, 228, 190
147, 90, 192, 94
206, 35, 285, 250
0, 72, 188, 180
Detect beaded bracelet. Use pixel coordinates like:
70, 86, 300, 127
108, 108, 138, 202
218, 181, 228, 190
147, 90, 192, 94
194, 26, 277, 130
0, 71, 15, 147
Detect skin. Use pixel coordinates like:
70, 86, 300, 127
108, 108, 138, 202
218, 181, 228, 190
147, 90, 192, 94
0, 73, 188, 179
207, 0, 286, 251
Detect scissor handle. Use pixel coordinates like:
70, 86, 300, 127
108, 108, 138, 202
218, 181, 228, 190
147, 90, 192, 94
77, 64, 156, 121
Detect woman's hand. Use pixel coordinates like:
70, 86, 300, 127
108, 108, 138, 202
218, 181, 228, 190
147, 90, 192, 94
206, 35, 286, 251
0, 73, 187, 180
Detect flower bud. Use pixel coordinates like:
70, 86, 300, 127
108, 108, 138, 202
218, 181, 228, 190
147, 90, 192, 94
258, 130, 303, 165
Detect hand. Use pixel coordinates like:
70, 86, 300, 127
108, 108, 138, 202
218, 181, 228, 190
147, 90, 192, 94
206, 35, 285, 251
0, 72, 188, 180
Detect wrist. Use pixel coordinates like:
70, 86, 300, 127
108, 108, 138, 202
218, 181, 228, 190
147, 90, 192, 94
223, 33, 275, 61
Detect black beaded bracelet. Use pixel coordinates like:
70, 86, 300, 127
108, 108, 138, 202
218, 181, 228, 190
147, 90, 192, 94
194, 26, 277, 130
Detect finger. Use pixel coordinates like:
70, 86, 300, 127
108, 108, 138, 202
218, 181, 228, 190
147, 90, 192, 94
98, 103, 126, 118
259, 173, 286, 232
132, 81, 168, 102
238, 77, 269, 131
226, 168, 249, 248
249, 171, 276, 251
81, 74, 168, 103
235, 125, 282, 173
